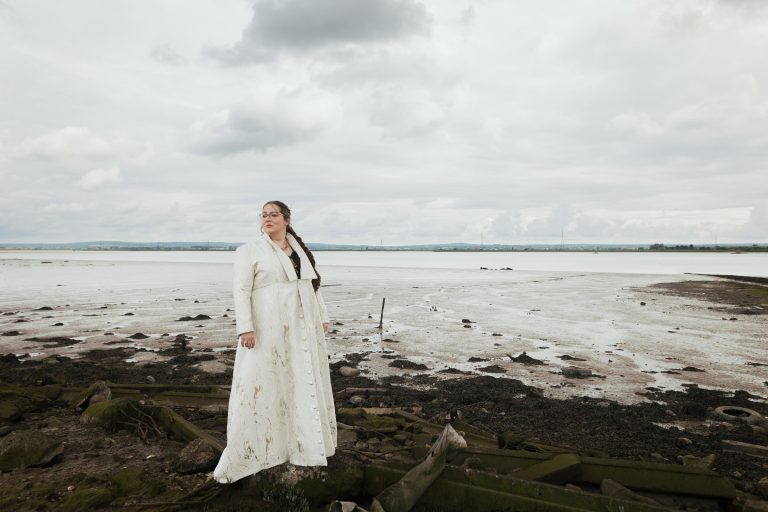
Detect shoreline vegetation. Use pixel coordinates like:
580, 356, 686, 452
1, 242, 767, 252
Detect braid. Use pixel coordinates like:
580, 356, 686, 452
287, 225, 321, 291
264, 200, 321, 291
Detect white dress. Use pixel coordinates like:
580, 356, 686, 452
213, 233, 337, 484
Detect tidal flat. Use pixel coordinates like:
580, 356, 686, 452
0, 256, 767, 509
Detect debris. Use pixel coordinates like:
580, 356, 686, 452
722, 440, 768, 458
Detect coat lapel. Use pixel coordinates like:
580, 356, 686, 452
262, 233, 318, 281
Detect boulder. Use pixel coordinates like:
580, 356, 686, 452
0, 429, 64, 471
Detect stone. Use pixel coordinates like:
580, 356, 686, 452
173, 438, 218, 474
679, 454, 715, 470
756, 477, 768, 499
0, 429, 64, 471
338, 366, 360, 377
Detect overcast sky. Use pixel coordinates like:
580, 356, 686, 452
1, 0, 767, 245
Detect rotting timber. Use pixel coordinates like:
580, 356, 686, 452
4, 378, 752, 512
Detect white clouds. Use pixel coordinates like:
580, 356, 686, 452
12, 126, 116, 160
208, 0, 430, 63
1, 1, 767, 244
190, 89, 341, 156
78, 166, 122, 190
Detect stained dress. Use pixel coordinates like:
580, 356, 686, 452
213, 233, 337, 484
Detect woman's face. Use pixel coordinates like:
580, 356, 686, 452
262, 203, 289, 236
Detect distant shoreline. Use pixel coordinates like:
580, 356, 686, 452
1, 247, 768, 253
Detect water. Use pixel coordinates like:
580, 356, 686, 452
1, 249, 766, 276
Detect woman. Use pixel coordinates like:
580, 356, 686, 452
213, 200, 337, 484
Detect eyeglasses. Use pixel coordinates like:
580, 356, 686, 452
261, 212, 283, 219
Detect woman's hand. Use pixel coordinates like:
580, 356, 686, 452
322, 323, 329, 334
239, 331, 256, 349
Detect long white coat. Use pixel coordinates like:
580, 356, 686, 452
213, 233, 337, 484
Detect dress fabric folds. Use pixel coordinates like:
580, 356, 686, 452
213, 233, 337, 484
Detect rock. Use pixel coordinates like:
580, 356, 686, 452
491, 333, 503, 336
561, 367, 592, 378
558, 354, 586, 362
128, 332, 149, 339
509, 352, 545, 365
71, 380, 112, 410
681, 366, 705, 372
640, 302, 646, 306
678, 454, 715, 470
468, 357, 489, 363
389, 359, 428, 371
176, 314, 211, 321
173, 438, 219, 474
58, 487, 115, 510
479, 365, 506, 374
145, 375, 156, 384
349, 396, 366, 406
461, 319, 474, 324
756, 477, 768, 499
1, 331, 22, 336
338, 366, 360, 377
600, 478, 659, 505
650, 452, 665, 461
0, 429, 64, 470
677, 437, 693, 447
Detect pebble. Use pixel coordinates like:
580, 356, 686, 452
677, 437, 692, 447
348, 396, 365, 406
145, 375, 156, 384
338, 366, 360, 377
756, 477, 768, 499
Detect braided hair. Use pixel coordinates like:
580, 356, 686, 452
264, 200, 321, 292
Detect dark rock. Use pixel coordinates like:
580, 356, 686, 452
681, 366, 705, 372
389, 359, 428, 371
176, 314, 211, 322
468, 357, 489, 363
35, 306, 53, 311
0, 429, 64, 470
558, 355, 586, 362
1, 331, 22, 336
173, 439, 218, 474
479, 365, 506, 374
123, 312, 134, 316
128, 333, 149, 340
508, 352, 545, 365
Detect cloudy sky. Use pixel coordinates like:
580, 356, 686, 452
1, 0, 766, 245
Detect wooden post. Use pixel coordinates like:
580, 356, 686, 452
378, 297, 386, 330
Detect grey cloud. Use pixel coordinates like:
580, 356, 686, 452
189, 91, 340, 156
207, 0, 430, 64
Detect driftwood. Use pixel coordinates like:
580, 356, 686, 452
370, 424, 467, 512
80, 397, 224, 453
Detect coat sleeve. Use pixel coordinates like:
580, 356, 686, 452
233, 245, 256, 336
315, 288, 330, 324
